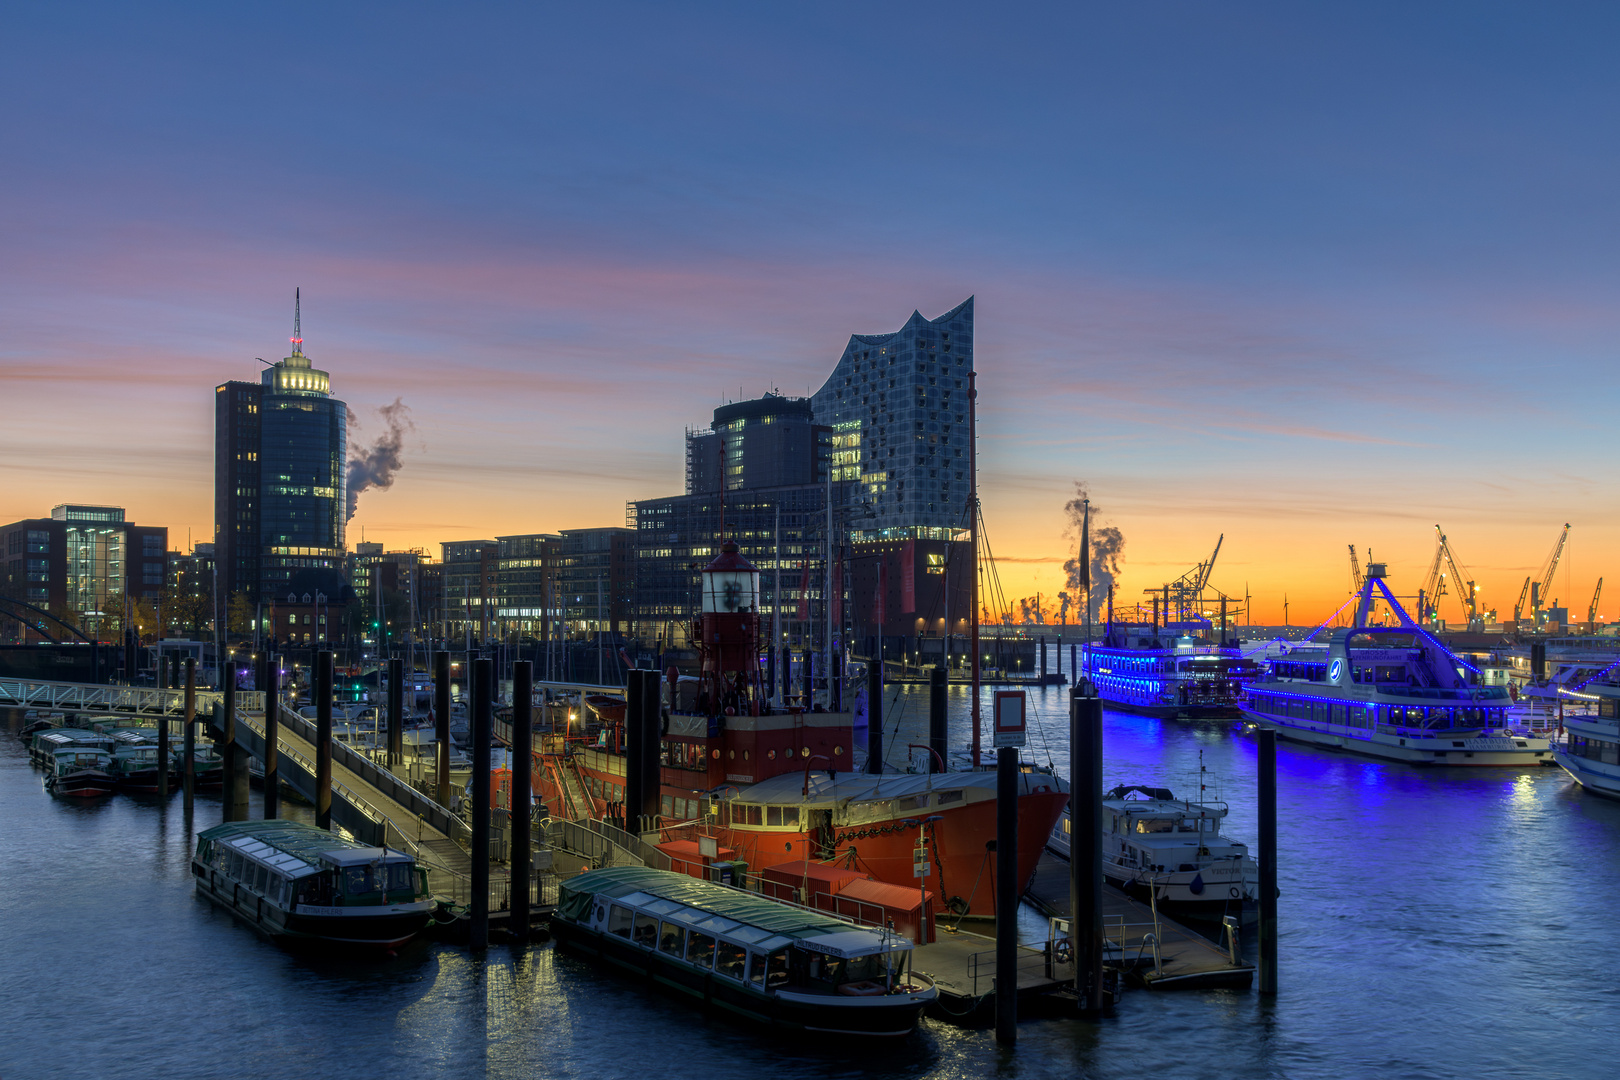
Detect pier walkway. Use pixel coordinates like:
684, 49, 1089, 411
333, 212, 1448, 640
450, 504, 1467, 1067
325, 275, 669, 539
1024, 851, 1253, 990
0, 676, 262, 720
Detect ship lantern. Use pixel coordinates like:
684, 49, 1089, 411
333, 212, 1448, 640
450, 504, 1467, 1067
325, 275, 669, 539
702, 541, 759, 614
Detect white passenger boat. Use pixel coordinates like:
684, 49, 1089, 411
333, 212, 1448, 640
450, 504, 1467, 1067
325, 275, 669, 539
1241, 564, 1555, 767
1083, 619, 1263, 718
1048, 785, 1258, 918
1555, 681, 1620, 799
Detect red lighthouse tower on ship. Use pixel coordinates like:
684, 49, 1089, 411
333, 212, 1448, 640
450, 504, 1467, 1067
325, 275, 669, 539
694, 541, 764, 716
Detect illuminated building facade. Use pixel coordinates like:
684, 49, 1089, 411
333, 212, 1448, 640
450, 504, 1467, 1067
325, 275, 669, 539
214, 296, 349, 628
808, 297, 974, 539
0, 505, 168, 642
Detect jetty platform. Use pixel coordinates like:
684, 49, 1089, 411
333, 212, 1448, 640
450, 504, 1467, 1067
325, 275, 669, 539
1024, 851, 1253, 990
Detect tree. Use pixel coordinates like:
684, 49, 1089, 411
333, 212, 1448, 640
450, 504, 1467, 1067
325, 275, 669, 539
227, 591, 255, 637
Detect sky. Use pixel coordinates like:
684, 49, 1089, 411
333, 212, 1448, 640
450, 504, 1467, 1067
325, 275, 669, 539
4, 2, 1619, 625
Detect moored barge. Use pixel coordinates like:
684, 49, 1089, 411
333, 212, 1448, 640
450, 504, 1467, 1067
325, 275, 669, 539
192, 820, 433, 951
553, 865, 935, 1036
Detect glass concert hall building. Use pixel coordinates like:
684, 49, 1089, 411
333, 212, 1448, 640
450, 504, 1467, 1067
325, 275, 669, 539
632, 298, 975, 658
214, 301, 349, 632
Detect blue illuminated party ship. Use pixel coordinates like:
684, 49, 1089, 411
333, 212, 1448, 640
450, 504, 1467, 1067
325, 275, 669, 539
1083, 619, 1263, 719
1240, 563, 1555, 766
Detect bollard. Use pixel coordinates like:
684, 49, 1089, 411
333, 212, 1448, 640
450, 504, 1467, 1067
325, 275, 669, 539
1071, 682, 1105, 1015
435, 651, 452, 808
470, 657, 492, 951
928, 665, 947, 772
219, 663, 238, 822
1259, 727, 1278, 994
624, 670, 651, 831
316, 651, 333, 831
157, 657, 170, 798
511, 661, 533, 943
183, 658, 196, 806
262, 651, 279, 820
388, 656, 403, 766
866, 661, 883, 774
995, 744, 1019, 1044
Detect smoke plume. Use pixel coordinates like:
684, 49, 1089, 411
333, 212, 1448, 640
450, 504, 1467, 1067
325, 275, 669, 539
1062, 481, 1126, 621
346, 398, 414, 522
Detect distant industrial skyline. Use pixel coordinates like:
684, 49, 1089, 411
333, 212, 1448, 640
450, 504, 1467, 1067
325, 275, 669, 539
5, 4, 1619, 626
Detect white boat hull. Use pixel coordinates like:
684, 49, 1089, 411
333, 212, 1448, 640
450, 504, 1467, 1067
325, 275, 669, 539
1241, 708, 1555, 766
1554, 751, 1620, 798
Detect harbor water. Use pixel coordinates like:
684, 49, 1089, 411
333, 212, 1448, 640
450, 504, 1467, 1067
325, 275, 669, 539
5, 684, 1620, 1080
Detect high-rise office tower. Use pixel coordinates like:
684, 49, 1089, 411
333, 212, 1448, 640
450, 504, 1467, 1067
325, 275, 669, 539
215, 293, 348, 626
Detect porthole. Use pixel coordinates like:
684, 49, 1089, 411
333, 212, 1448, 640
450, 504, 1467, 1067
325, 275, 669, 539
711, 749, 721, 760
743, 750, 750, 761
768, 750, 776, 760
833, 745, 843, 756
728, 749, 735, 760
801, 747, 810, 758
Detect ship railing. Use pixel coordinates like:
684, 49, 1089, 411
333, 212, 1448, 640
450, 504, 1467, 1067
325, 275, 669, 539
964, 942, 1061, 996
236, 711, 388, 832
545, 818, 670, 872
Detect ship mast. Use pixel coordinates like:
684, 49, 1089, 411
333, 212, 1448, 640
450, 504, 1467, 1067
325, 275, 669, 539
969, 369, 981, 767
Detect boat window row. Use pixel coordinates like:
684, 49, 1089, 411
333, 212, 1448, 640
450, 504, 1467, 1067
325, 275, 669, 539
200, 842, 304, 907
1568, 734, 1620, 765
726, 804, 800, 827
585, 774, 624, 804
611, 905, 790, 986
1599, 700, 1620, 720
1125, 816, 1212, 835
1249, 693, 1504, 730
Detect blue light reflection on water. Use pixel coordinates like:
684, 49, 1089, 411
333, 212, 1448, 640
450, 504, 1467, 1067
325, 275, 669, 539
3, 689, 1620, 1080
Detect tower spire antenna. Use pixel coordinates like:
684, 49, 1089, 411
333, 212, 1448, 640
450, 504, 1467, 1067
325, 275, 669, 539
291, 287, 303, 354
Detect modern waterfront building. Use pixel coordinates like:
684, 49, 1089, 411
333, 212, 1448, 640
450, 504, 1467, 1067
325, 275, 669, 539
685, 394, 830, 494
631, 299, 975, 657
0, 505, 168, 642
214, 296, 349, 630
494, 532, 560, 639
440, 540, 498, 644
808, 297, 974, 538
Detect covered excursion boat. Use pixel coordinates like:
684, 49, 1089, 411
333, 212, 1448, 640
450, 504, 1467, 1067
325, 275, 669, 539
192, 820, 434, 951
553, 866, 936, 1037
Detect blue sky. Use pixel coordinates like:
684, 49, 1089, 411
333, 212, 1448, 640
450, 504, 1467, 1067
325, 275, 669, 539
4, 2, 1618, 620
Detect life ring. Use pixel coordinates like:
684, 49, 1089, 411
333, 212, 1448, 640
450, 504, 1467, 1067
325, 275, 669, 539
1053, 938, 1073, 964
1229, 887, 1240, 899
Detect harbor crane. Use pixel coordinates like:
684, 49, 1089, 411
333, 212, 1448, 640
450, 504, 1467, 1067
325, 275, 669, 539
1349, 545, 1364, 593
1438, 526, 1481, 630
1588, 578, 1603, 627
1138, 535, 1237, 627
1531, 524, 1571, 629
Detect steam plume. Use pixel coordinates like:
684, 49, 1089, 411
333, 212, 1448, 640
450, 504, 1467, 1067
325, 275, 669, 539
1062, 481, 1126, 620
346, 398, 414, 522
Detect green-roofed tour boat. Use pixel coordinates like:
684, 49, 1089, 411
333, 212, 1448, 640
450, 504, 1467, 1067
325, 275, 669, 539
192, 820, 433, 952
553, 866, 936, 1037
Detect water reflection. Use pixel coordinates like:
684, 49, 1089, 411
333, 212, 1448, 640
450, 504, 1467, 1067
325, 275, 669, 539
5, 695, 1620, 1078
